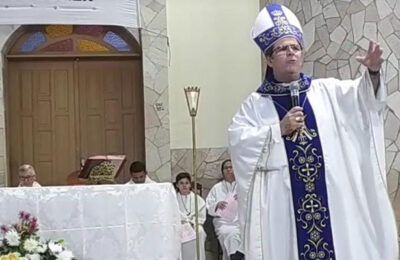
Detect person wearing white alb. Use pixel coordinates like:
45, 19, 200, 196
228, 3, 398, 260
125, 161, 155, 184
206, 159, 243, 260
18, 164, 41, 187
176, 172, 207, 260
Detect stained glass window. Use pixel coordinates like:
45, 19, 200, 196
78, 39, 109, 52
46, 25, 73, 38
13, 25, 139, 55
42, 39, 73, 52
75, 25, 103, 37
20, 32, 46, 52
103, 31, 130, 51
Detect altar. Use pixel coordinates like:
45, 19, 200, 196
0, 183, 181, 259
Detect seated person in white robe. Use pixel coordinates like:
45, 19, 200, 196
206, 159, 243, 260
228, 3, 398, 260
125, 161, 155, 184
18, 164, 41, 187
175, 172, 206, 260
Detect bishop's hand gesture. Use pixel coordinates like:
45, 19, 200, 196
356, 40, 383, 73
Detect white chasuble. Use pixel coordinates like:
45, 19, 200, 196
228, 71, 398, 260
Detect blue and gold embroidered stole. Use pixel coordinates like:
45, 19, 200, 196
259, 75, 336, 260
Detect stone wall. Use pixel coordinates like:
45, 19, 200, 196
139, 0, 172, 182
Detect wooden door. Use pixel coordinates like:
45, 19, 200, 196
7, 59, 144, 186
8, 61, 77, 186
78, 60, 145, 183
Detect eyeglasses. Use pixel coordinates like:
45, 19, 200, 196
272, 44, 302, 56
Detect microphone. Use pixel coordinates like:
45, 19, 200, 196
290, 82, 300, 108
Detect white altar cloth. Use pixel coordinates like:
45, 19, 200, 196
0, 183, 181, 260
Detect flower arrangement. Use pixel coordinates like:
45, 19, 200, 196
0, 211, 75, 260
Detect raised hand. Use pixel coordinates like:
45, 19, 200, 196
355, 40, 383, 72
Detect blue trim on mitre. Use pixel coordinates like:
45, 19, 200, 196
254, 4, 304, 53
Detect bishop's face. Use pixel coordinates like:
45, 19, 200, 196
267, 37, 304, 83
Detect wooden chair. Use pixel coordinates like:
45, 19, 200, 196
66, 170, 88, 185
192, 182, 202, 196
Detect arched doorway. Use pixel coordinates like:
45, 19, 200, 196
6, 25, 145, 186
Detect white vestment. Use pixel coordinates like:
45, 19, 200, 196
228, 71, 399, 260
206, 181, 241, 260
125, 175, 155, 184
177, 192, 207, 260
18, 181, 41, 187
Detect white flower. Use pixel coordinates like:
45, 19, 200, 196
48, 241, 63, 254
26, 254, 41, 260
5, 229, 20, 246
57, 250, 74, 260
24, 238, 39, 252
36, 243, 47, 253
